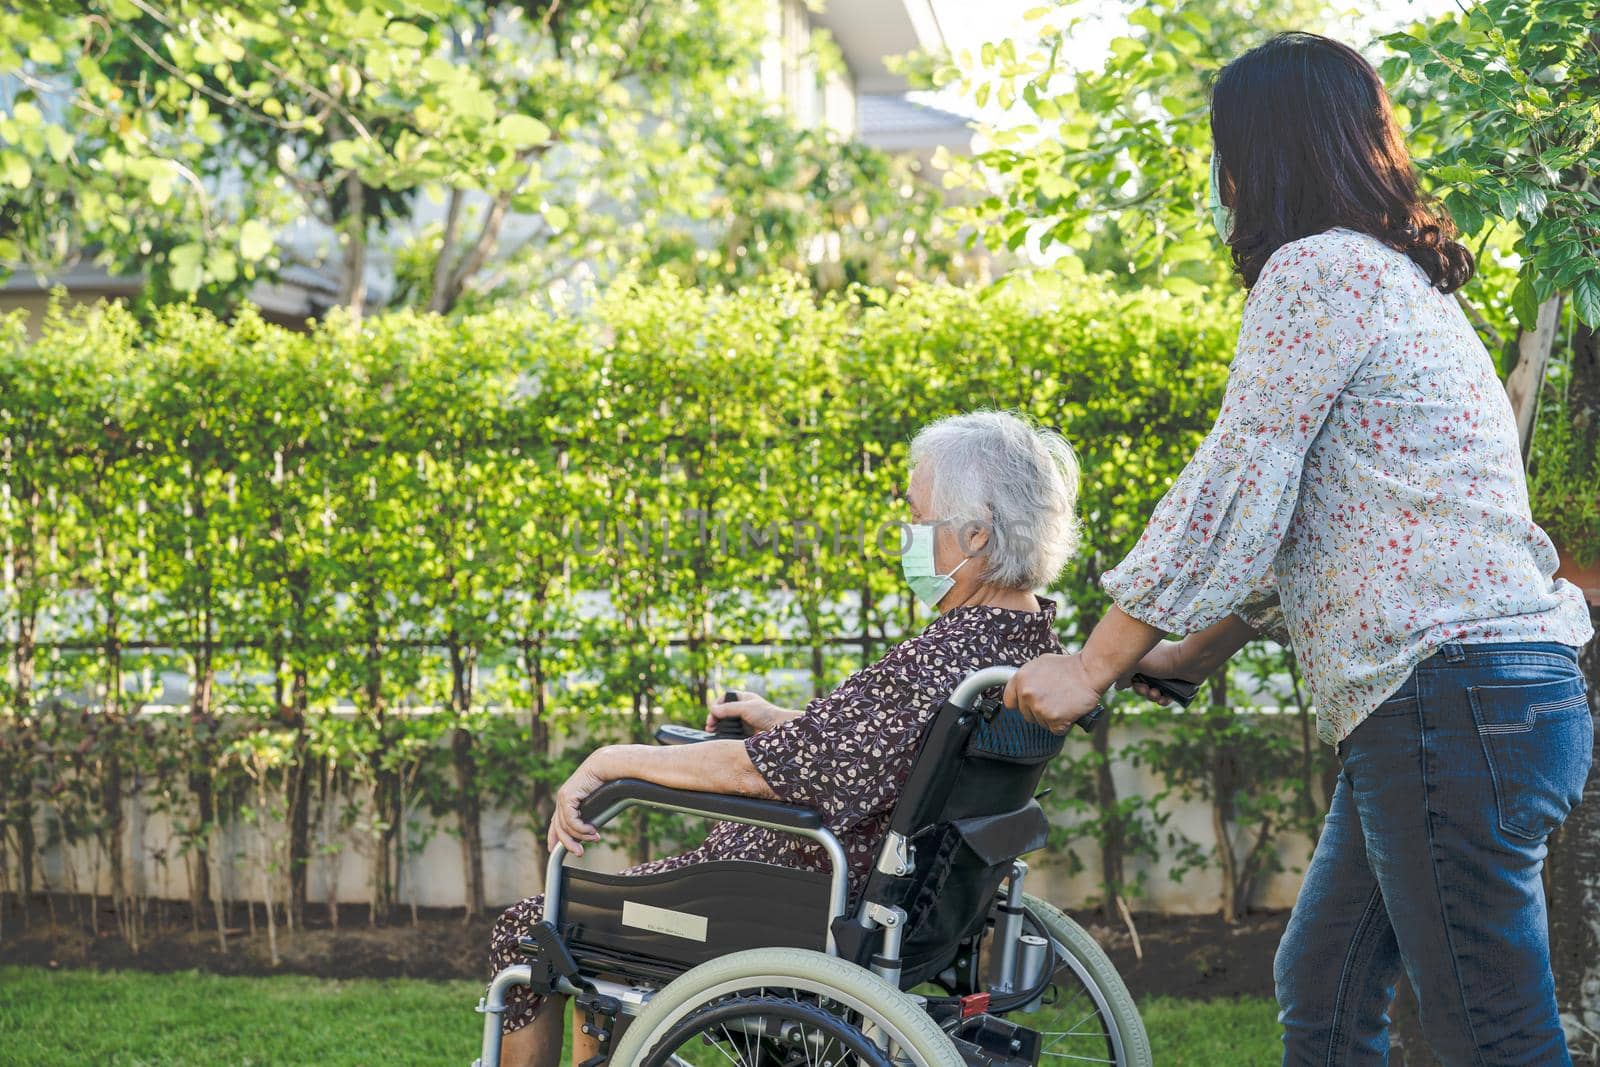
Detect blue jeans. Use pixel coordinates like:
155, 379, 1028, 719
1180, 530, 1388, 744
1275, 641, 1594, 1066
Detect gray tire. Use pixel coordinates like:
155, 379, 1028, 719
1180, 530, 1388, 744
610, 946, 965, 1067
1022, 893, 1153, 1067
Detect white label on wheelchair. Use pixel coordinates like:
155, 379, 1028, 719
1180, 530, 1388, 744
622, 901, 709, 942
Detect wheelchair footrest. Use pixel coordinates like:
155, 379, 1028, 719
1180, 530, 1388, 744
516, 920, 584, 996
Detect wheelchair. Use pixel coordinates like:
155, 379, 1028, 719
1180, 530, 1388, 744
475, 664, 1152, 1067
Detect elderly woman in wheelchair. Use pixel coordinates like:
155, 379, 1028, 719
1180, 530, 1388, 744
479, 411, 1152, 1067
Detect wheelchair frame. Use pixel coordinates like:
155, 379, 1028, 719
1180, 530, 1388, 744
475, 665, 1115, 1067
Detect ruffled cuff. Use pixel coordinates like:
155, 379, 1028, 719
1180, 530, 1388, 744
1100, 429, 1300, 635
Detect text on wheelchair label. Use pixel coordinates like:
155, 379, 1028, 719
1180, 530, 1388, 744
622, 901, 709, 942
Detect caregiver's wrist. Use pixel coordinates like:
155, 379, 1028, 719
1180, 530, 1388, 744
1078, 644, 1124, 696
1177, 634, 1228, 678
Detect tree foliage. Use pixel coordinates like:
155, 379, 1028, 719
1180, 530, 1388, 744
0, 0, 966, 315
1382, 0, 1600, 330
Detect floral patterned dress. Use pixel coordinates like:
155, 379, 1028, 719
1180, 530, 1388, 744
1100, 227, 1593, 744
487, 598, 1064, 1033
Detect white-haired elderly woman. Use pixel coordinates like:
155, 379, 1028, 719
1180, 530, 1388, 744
487, 410, 1081, 1067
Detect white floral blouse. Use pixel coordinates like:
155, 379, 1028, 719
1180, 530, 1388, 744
1101, 227, 1594, 744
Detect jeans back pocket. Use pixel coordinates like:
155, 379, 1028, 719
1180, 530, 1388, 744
1467, 674, 1594, 841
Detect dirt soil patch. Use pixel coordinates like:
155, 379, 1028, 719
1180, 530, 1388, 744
0, 894, 1286, 1001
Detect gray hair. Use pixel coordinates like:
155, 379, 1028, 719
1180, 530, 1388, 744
908, 410, 1082, 590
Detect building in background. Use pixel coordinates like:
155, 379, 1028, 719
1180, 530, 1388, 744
0, 0, 972, 327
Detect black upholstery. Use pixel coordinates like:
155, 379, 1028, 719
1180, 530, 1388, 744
563, 861, 831, 981
836, 693, 1063, 987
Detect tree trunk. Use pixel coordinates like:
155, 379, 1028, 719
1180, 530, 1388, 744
1505, 296, 1564, 460
522, 630, 554, 880
286, 664, 311, 927
1568, 319, 1600, 460
1207, 668, 1242, 924
97, 528, 130, 947
450, 638, 486, 919
360, 612, 394, 922
10, 599, 37, 926
1091, 712, 1123, 923
339, 163, 368, 319
1549, 603, 1600, 1056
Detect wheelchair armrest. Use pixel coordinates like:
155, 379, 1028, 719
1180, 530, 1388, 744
579, 778, 825, 833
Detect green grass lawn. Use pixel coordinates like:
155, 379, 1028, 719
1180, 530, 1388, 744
0, 965, 1280, 1065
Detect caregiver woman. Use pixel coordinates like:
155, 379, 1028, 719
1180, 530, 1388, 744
1005, 31, 1595, 1067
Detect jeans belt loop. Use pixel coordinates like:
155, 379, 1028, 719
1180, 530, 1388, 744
1440, 641, 1466, 663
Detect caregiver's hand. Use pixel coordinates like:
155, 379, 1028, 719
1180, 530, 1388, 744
1118, 640, 1201, 706
1004, 652, 1108, 735
548, 748, 613, 857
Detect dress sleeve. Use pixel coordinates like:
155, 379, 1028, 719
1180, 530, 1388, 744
744, 662, 934, 835
1100, 235, 1389, 634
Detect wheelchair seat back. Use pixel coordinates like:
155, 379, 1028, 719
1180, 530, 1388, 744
834, 688, 1063, 987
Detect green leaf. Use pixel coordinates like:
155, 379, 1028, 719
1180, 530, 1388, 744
168, 242, 205, 291
1444, 191, 1484, 237
27, 39, 62, 65
1511, 275, 1540, 333
494, 114, 551, 148
239, 220, 274, 261
44, 125, 72, 162
147, 167, 174, 206
1, 151, 31, 189
385, 21, 428, 47
1378, 55, 1409, 84
328, 140, 362, 169
1573, 274, 1600, 329
1517, 184, 1548, 221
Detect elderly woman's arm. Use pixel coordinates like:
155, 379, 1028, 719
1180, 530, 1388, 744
548, 741, 777, 856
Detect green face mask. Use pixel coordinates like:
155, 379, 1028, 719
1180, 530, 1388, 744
1208, 150, 1234, 244
900, 523, 971, 610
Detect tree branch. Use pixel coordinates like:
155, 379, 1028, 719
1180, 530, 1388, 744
427, 188, 465, 314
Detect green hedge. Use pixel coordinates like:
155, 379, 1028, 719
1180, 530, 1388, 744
1, 273, 1319, 935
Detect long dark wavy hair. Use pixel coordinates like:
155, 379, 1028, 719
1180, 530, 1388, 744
1210, 32, 1474, 293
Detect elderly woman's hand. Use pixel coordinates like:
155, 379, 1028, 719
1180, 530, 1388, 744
706, 691, 799, 734
548, 749, 613, 857
1004, 652, 1109, 734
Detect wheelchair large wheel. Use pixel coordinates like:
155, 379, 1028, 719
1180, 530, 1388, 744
1011, 894, 1152, 1067
610, 947, 965, 1067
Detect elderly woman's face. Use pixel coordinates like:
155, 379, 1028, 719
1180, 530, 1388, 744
907, 465, 970, 574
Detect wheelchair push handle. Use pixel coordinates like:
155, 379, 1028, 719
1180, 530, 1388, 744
951, 665, 1103, 734
1128, 672, 1203, 707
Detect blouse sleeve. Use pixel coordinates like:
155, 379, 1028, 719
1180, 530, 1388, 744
1234, 571, 1290, 644
1100, 234, 1390, 634
744, 661, 934, 835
